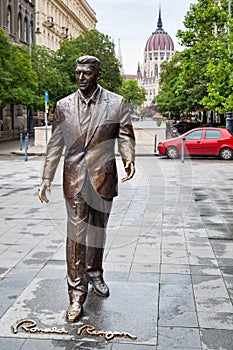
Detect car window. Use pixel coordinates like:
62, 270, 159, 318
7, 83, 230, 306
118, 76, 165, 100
205, 130, 221, 139
185, 130, 203, 140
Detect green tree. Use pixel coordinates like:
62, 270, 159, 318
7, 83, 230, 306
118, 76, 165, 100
117, 79, 146, 105
156, 0, 232, 117
200, 1, 233, 113
31, 45, 71, 110
177, 0, 230, 114
0, 28, 37, 108
155, 52, 187, 114
57, 29, 122, 93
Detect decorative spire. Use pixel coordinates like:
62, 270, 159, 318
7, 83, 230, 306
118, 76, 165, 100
137, 62, 142, 80
117, 38, 124, 76
157, 6, 163, 29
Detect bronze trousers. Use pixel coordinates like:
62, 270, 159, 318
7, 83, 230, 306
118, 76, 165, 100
65, 176, 113, 304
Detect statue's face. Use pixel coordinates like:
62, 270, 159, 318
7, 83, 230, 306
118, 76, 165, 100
76, 63, 101, 96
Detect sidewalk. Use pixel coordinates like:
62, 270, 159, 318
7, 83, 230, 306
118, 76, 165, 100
0, 149, 233, 349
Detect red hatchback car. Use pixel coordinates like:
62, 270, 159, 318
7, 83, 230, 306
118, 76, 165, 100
157, 127, 233, 160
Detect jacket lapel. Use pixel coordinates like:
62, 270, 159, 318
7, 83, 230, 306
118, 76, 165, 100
73, 91, 83, 140
85, 88, 108, 148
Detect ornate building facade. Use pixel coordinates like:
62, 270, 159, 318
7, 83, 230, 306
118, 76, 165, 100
0, 0, 35, 48
35, 0, 97, 51
0, 0, 97, 138
137, 9, 175, 106
0, 0, 36, 136
0, 0, 97, 58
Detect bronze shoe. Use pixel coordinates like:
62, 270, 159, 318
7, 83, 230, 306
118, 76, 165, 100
89, 276, 110, 297
66, 301, 83, 323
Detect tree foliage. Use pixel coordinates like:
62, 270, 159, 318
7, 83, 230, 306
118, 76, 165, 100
0, 28, 123, 111
117, 79, 146, 105
57, 29, 123, 93
31, 45, 71, 110
155, 52, 187, 114
156, 0, 233, 115
0, 28, 37, 108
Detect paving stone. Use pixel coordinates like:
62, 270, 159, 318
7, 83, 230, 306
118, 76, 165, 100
192, 275, 230, 299
201, 329, 233, 350
159, 296, 197, 328
190, 265, 221, 276
0, 337, 26, 350
195, 296, 232, 313
130, 262, 160, 273
160, 274, 191, 285
159, 283, 193, 298
112, 344, 155, 350
189, 256, 218, 267
157, 326, 201, 348
128, 272, 159, 283
21, 338, 113, 349
197, 312, 233, 330
162, 254, 189, 265
161, 263, 190, 275
219, 266, 233, 276
217, 258, 233, 267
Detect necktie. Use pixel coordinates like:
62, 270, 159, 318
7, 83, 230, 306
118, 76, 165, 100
80, 101, 91, 141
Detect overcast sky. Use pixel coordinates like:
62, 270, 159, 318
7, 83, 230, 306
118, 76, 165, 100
87, 0, 197, 74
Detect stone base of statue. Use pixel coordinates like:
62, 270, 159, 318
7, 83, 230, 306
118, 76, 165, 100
133, 120, 166, 154
34, 126, 52, 147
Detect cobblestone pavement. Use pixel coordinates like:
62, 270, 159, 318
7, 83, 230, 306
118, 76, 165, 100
0, 145, 233, 349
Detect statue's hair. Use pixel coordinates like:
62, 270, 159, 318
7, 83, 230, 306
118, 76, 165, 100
76, 55, 101, 72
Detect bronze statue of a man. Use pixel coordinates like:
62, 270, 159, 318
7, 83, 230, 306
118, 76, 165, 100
38, 55, 135, 323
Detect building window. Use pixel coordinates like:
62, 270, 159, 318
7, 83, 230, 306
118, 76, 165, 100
7, 6, 12, 33
18, 13, 23, 39
24, 18, 28, 42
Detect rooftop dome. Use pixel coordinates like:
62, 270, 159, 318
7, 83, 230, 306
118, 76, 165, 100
145, 9, 174, 52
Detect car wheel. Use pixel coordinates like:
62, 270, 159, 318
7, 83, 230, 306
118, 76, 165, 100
219, 147, 233, 160
166, 146, 179, 159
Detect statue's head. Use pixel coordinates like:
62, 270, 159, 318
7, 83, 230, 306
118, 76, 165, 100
75, 55, 101, 97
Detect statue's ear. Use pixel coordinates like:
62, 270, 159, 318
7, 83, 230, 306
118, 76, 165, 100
97, 72, 101, 82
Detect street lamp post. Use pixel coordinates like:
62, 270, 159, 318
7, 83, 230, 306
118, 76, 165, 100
28, 21, 32, 57
28, 14, 41, 134
226, 0, 233, 133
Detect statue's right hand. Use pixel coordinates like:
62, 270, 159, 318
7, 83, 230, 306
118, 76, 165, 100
38, 179, 51, 203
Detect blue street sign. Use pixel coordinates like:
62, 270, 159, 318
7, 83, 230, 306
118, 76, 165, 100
45, 91, 49, 104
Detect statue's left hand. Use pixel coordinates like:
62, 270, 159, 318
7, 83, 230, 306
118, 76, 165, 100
121, 160, 135, 182
38, 179, 51, 203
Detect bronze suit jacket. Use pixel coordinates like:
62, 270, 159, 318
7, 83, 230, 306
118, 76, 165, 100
42, 86, 135, 199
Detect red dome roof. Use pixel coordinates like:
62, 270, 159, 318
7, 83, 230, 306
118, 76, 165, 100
145, 9, 174, 52
145, 29, 174, 52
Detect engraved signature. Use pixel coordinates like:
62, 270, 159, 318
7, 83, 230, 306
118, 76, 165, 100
77, 324, 137, 341
12, 319, 137, 341
12, 319, 69, 335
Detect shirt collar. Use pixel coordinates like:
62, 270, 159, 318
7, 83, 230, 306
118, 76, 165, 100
78, 85, 100, 105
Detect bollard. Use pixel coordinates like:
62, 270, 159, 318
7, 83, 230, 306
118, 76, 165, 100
24, 135, 28, 161
20, 133, 23, 151
154, 134, 157, 153
226, 111, 233, 134
181, 137, 185, 163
